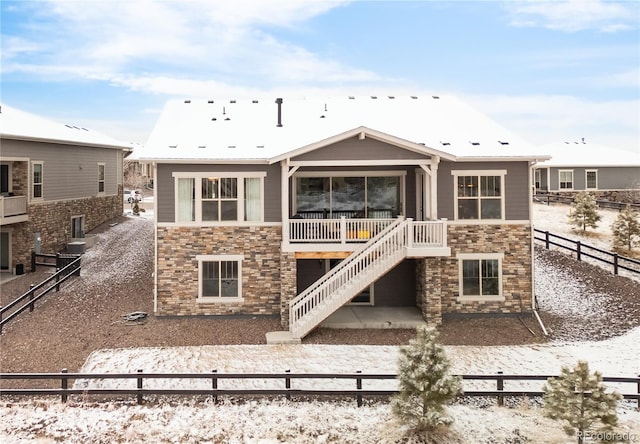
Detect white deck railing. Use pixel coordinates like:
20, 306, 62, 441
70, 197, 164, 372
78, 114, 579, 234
289, 217, 396, 244
0, 195, 27, 218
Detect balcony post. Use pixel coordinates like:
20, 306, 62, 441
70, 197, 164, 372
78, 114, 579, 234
440, 218, 448, 247
340, 216, 347, 244
406, 218, 413, 249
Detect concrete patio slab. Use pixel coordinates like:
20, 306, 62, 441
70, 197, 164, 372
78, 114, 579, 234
321, 306, 426, 329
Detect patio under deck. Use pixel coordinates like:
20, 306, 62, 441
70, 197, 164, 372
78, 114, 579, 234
321, 306, 426, 329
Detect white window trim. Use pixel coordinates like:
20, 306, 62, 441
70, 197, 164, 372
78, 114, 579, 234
456, 253, 504, 302
97, 163, 106, 195
172, 172, 266, 224
558, 169, 574, 190
585, 169, 598, 190
292, 170, 407, 217
196, 254, 244, 303
31, 161, 44, 201
451, 170, 507, 221
534, 169, 541, 190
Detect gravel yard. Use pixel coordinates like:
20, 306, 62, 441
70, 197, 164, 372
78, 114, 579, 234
1, 210, 639, 384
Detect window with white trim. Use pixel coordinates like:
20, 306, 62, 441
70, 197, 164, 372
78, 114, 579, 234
97, 163, 105, 193
458, 253, 503, 299
452, 170, 505, 220
197, 255, 243, 301
174, 173, 265, 223
559, 170, 573, 190
585, 170, 598, 190
32, 161, 43, 199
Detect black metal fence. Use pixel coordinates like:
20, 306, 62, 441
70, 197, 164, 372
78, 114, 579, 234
534, 229, 640, 276
1, 369, 638, 408
0, 255, 81, 333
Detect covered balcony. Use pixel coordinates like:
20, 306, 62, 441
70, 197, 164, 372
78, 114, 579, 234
0, 195, 28, 224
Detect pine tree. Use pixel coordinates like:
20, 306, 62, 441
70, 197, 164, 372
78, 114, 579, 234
543, 361, 621, 444
611, 204, 640, 251
568, 192, 602, 232
391, 326, 462, 431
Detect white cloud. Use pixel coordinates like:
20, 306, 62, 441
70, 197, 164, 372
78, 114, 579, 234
2, 0, 363, 89
464, 93, 639, 152
506, 0, 638, 32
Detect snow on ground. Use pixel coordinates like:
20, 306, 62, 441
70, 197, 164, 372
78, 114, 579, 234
1, 204, 639, 443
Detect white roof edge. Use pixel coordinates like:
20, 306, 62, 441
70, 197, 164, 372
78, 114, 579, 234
140, 158, 271, 165
1, 133, 131, 150
458, 155, 552, 162
268, 126, 457, 164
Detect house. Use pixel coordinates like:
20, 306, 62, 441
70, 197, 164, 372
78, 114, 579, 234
533, 141, 640, 202
0, 104, 129, 275
133, 95, 550, 342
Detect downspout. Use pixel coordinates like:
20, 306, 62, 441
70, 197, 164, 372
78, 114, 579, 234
153, 161, 158, 314
529, 160, 548, 336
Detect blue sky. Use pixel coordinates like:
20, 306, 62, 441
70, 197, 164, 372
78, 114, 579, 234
1, 0, 638, 152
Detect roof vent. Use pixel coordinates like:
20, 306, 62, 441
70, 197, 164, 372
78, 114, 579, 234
257, 145, 265, 149
498, 141, 509, 145
208, 100, 214, 104
252, 100, 259, 104
65, 124, 73, 128
320, 115, 325, 118
418, 142, 425, 145
169, 144, 178, 149
227, 145, 236, 149
198, 145, 206, 149
348, 96, 355, 99
470, 141, 480, 146
184, 100, 191, 103
432, 95, 440, 99
371, 96, 377, 99
211, 117, 217, 121
224, 117, 230, 121
441, 142, 450, 146
411, 96, 418, 99
388, 96, 395, 99
275, 98, 283, 127
230, 100, 236, 103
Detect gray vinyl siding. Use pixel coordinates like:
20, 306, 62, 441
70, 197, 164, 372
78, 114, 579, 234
1, 138, 122, 201
548, 166, 640, 191
437, 160, 531, 221
156, 163, 281, 223
291, 136, 432, 162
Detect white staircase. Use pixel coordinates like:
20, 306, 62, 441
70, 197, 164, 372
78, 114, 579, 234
289, 217, 413, 339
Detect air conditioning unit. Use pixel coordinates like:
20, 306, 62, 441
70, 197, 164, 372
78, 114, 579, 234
67, 241, 86, 254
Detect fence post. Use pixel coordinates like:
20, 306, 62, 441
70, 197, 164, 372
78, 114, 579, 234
55, 254, 61, 292
61, 368, 68, 403
285, 369, 291, 401
544, 231, 550, 249
31, 251, 36, 272
0, 307, 2, 334
356, 370, 363, 407
497, 371, 504, 406
613, 254, 619, 275
28, 284, 35, 312
637, 374, 639, 410
576, 241, 581, 261
137, 369, 143, 405
212, 369, 218, 404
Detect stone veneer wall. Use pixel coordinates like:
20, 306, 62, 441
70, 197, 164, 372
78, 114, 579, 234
417, 224, 533, 324
156, 225, 287, 317
11, 192, 123, 271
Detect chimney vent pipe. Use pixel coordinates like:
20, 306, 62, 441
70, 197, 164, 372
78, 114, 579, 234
275, 98, 283, 127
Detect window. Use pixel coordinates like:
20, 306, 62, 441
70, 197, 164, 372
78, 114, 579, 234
174, 173, 265, 223
1, 164, 10, 194
97, 163, 105, 193
457, 253, 503, 300
452, 170, 505, 220
71, 216, 84, 238
559, 170, 573, 190
294, 173, 402, 219
585, 170, 598, 190
32, 162, 43, 199
197, 255, 243, 301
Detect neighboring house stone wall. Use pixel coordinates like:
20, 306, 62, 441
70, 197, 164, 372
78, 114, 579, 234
156, 225, 284, 317
10, 193, 123, 271
417, 224, 533, 324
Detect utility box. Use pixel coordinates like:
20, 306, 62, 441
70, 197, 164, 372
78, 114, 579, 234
67, 242, 86, 254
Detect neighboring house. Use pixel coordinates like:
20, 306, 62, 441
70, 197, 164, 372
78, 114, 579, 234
125, 144, 155, 189
533, 141, 640, 202
0, 104, 129, 275
133, 96, 550, 341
